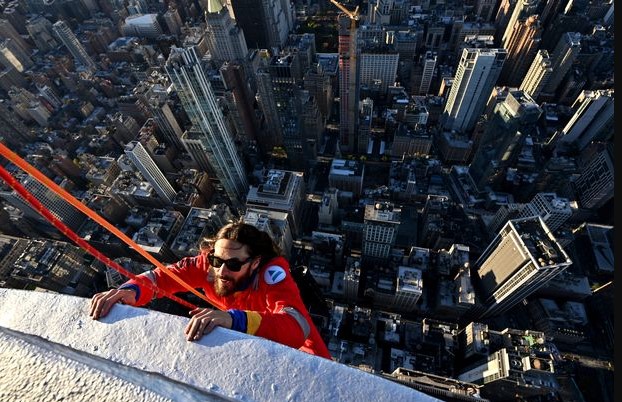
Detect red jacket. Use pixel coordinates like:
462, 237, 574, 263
122, 253, 332, 359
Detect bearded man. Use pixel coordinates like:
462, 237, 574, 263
90, 222, 332, 359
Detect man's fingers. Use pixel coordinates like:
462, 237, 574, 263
204, 319, 217, 335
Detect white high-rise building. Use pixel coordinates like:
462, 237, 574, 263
359, 51, 399, 95
556, 89, 614, 151
52, 20, 96, 72
165, 46, 248, 208
121, 14, 163, 38
442, 48, 506, 134
519, 49, 553, 100
124, 141, 177, 204
519, 193, 571, 232
418, 51, 437, 95
473, 216, 572, 319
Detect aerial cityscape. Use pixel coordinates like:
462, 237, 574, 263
0, 0, 614, 401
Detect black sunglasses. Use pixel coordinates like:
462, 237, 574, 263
207, 251, 253, 272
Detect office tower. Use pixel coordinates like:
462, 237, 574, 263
371, 0, 407, 25
555, 89, 613, 152
318, 187, 338, 227
0, 101, 35, 148
228, 0, 294, 50
284, 33, 316, 73
121, 14, 163, 38
519, 193, 572, 232
469, 90, 541, 189
163, 5, 183, 35
303, 62, 333, 122
572, 142, 613, 210
362, 201, 401, 262
328, 159, 364, 197
243, 208, 293, 259
165, 46, 248, 208
519, 50, 553, 100
501, 0, 541, 47
393, 266, 423, 312
204, 0, 248, 64
127, 0, 147, 14
359, 48, 399, 96
0, 19, 30, 54
298, 90, 323, 168
344, 257, 361, 301
266, 52, 305, 164
0, 39, 33, 73
145, 84, 185, 152
499, 15, 542, 87
220, 61, 259, 144
0, 66, 26, 95
52, 20, 97, 72
245, 169, 305, 237
417, 51, 437, 95
36, 84, 62, 111
0, 170, 84, 232
124, 141, 177, 204
542, 32, 581, 97
336, 9, 361, 154
26, 16, 58, 53
471, 216, 572, 319
442, 48, 507, 135
358, 97, 373, 154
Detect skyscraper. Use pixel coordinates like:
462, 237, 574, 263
52, 20, 97, 72
124, 141, 177, 204
542, 32, 582, 97
417, 51, 437, 95
555, 89, 614, 152
500, 0, 541, 47
145, 84, 185, 152
442, 48, 507, 134
572, 142, 614, 210
519, 49, 553, 100
204, 0, 248, 64
165, 46, 248, 208
468, 89, 541, 189
471, 216, 572, 319
0, 170, 84, 232
0, 38, 33, 73
519, 192, 572, 232
228, 0, 293, 50
499, 14, 542, 87
336, 9, 361, 154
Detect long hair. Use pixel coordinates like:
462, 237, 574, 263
201, 221, 281, 264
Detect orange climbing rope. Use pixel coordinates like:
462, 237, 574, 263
0, 142, 222, 310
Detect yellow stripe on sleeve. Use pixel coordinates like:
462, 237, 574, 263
245, 311, 262, 335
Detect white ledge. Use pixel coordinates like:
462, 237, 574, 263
0, 289, 438, 401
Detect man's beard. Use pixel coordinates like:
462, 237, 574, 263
211, 266, 248, 296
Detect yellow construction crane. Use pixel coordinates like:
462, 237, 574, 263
329, 0, 360, 21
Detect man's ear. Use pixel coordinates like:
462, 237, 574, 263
251, 257, 261, 272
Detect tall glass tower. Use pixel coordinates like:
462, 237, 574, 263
165, 46, 248, 208
52, 20, 96, 72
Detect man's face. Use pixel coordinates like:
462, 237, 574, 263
209, 239, 258, 296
